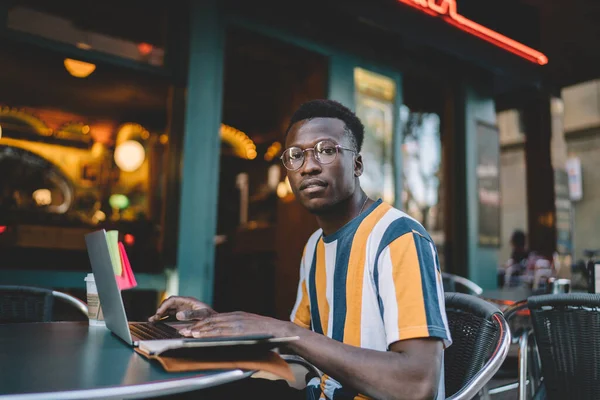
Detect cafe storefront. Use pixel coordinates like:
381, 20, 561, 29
0, 0, 548, 319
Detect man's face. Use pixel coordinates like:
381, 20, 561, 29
284, 117, 361, 214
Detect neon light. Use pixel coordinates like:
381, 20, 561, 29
0, 226, 6, 234
397, 0, 548, 65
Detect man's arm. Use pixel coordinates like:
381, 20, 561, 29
178, 311, 442, 400
286, 323, 443, 400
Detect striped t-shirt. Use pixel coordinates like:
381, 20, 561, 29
290, 199, 452, 400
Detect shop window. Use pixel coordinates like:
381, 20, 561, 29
354, 68, 397, 205
6, 0, 168, 67
401, 75, 446, 268
214, 28, 327, 318
0, 41, 170, 272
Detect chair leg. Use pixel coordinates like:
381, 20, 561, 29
479, 385, 491, 400
518, 331, 530, 400
528, 333, 543, 398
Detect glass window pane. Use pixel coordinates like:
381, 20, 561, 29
0, 41, 170, 272
354, 67, 397, 205
7, 0, 168, 66
400, 74, 446, 268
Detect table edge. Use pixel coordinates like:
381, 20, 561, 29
0, 369, 255, 400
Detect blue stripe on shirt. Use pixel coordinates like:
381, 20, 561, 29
412, 232, 446, 337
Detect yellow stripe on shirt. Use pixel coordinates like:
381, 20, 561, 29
389, 233, 429, 339
343, 202, 392, 346
293, 279, 311, 329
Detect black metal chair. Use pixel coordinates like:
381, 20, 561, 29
498, 293, 600, 400
526, 293, 600, 400
0, 285, 88, 323
444, 293, 511, 399
283, 293, 511, 400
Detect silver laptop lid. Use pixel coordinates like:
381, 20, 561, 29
84, 229, 134, 345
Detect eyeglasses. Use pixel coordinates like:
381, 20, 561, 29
280, 140, 357, 171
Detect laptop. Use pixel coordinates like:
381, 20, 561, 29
84, 229, 297, 349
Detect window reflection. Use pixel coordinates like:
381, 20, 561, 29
400, 104, 445, 266
0, 108, 166, 227
354, 68, 396, 205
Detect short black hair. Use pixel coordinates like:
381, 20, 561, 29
511, 230, 526, 248
284, 99, 365, 152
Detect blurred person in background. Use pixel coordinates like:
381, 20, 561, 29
500, 229, 530, 287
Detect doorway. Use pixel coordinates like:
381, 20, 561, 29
213, 27, 327, 319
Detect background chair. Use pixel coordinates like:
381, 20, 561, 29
526, 293, 600, 400
0, 285, 88, 323
444, 292, 511, 399
283, 292, 511, 400
442, 272, 484, 296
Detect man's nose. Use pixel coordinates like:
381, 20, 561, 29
300, 150, 321, 175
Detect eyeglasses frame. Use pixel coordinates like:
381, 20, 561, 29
280, 140, 358, 171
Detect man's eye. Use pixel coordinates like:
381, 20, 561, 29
320, 147, 336, 155
289, 150, 303, 160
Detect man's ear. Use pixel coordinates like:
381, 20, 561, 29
354, 154, 364, 177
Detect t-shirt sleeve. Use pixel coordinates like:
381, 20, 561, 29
376, 231, 451, 348
290, 248, 311, 329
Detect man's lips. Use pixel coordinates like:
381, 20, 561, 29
299, 179, 328, 191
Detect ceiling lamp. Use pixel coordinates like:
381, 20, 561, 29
64, 58, 96, 78
114, 140, 145, 172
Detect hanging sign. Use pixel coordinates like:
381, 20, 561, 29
397, 0, 548, 65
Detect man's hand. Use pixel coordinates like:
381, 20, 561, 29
178, 311, 294, 338
148, 296, 216, 322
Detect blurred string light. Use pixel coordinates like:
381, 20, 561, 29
220, 124, 256, 160
277, 177, 294, 199
264, 141, 282, 161
0, 107, 52, 136
92, 210, 106, 224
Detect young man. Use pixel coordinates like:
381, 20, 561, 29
150, 99, 451, 400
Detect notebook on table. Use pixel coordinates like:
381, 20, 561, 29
84, 229, 299, 349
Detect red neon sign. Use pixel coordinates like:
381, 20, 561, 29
397, 0, 548, 65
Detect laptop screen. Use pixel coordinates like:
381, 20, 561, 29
85, 229, 134, 345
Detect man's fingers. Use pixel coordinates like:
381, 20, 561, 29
155, 297, 179, 314
148, 297, 184, 321
179, 321, 230, 337
176, 308, 214, 321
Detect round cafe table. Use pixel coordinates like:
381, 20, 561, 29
480, 286, 533, 310
0, 322, 254, 399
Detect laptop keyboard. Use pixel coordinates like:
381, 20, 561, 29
129, 322, 184, 340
